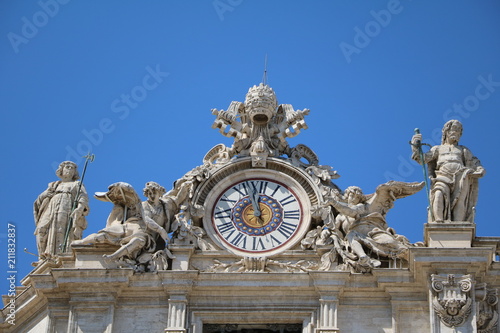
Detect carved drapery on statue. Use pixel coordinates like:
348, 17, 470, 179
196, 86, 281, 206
301, 181, 424, 273
72, 182, 172, 272
33, 161, 89, 261
411, 119, 485, 223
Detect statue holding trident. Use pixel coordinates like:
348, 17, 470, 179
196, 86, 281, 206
410, 120, 485, 222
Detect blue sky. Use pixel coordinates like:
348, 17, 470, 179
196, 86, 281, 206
1, 1, 500, 294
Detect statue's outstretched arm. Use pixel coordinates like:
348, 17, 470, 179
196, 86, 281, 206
326, 198, 362, 219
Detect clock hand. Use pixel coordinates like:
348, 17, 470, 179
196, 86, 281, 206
248, 183, 261, 217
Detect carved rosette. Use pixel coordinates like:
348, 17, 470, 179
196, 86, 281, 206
431, 274, 473, 328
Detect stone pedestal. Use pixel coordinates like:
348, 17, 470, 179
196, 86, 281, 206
72, 244, 121, 269
424, 222, 476, 248
168, 244, 196, 270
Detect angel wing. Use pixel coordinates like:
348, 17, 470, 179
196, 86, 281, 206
366, 180, 424, 215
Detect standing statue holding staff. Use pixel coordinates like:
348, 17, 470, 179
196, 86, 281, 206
411, 120, 485, 222
33, 161, 90, 261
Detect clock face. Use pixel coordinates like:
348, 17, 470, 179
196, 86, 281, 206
211, 178, 303, 256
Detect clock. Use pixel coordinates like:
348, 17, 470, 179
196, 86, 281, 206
212, 178, 302, 255
198, 160, 315, 257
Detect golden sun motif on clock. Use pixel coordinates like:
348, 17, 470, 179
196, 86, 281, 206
242, 203, 272, 227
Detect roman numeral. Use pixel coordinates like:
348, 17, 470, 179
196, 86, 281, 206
279, 194, 296, 206
270, 184, 281, 197
217, 221, 235, 234
247, 180, 258, 191
284, 209, 300, 220
229, 233, 247, 247
270, 234, 282, 246
214, 208, 232, 219
252, 237, 266, 251
219, 195, 236, 203
258, 181, 269, 195
276, 222, 297, 238
232, 183, 248, 196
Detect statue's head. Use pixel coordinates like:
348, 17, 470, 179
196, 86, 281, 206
56, 161, 79, 181
344, 186, 365, 204
143, 181, 166, 198
244, 83, 278, 125
442, 119, 463, 144
95, 182, 141, 208
444, 299, 463, 316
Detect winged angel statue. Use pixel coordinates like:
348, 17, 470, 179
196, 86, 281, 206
303, 180, 424, 272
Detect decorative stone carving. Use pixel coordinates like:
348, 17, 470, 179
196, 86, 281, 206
170, 205, 214, 251
476, 283, 499, 333
431, 274, 473, 329
163, 165, 216, 252
204, 324, 303, 333
306, 164, 341, 201
411, 119, 485, 223
303, 181, 424, 272
204, 257, 316, 273
211, 83, 310, 166
142, 181, 172, 249
33, 161, 89, 261
72, 182, 170, 272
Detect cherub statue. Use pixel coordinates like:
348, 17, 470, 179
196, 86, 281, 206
33, 161, 89, 260
142, 181, 174, 251
326, 181, 424, 270
411, 119, 485, 222
72, 182, 168, 265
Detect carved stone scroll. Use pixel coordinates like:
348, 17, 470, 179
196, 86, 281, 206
431, 274, 473, 329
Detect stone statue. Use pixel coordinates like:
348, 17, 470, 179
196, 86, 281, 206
325, 181, 424, 271
72, 182, 168, 266
33, 161, 89, 260
211, 83, 310, 167
142, 181, 173, 251
411, 120, 485, 222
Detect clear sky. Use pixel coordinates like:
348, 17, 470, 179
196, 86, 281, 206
1, 1, 500, 294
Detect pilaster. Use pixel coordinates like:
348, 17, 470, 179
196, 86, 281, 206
67, 293, 116, 333
161, 271, 198, 333
310, 272, 349, 333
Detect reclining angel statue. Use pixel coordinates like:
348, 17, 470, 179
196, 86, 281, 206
72, 182, 170, 269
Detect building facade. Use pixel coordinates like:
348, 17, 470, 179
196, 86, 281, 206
2, 83, 498, 333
